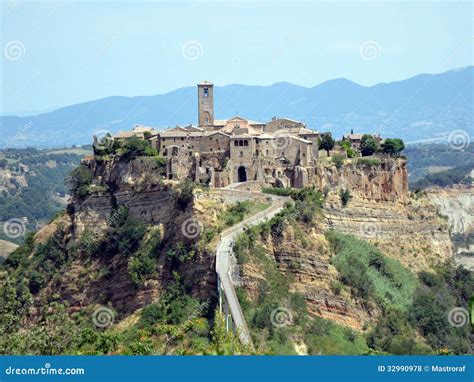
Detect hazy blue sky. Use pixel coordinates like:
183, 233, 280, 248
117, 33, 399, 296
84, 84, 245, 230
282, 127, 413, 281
1, 0, 472, 114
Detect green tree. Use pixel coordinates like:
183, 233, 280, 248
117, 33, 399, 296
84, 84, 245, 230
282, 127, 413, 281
360, 135, 378, 156
319, 134, 335, 156
67, 164, 92, 200
383, 138, 405, 155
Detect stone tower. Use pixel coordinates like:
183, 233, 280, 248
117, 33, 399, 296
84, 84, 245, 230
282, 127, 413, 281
197, 81, 214, 127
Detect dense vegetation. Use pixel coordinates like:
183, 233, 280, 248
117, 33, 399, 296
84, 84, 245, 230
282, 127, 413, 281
328, 232, 473, 354
410, 164, 473, 190
0, 147, 90, 244
0, 191, 277, 355
405, 143, 474, 183
231, 200, 473, 355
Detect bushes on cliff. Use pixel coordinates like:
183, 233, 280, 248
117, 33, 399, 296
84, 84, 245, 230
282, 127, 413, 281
332, 154, 345, 169
119, 137, 158, 160
128, 227, 161, 285
360, 134, 379, 156
383, 138, 405, 155
67, 164, 93, 200
175, 179, 195, 210
305, 316, 369, 355
367, 308, 432, 355
339, 189, 351, 206
326, 231, 417, 312
408, 265, 473, 354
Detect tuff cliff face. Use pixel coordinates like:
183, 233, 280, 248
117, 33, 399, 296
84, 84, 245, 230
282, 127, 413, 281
426, 185, 473, 270
18, 156, 455, 334
28, 157, 220, 320
237, 158, 454, 331
239, 224, 375, 330
313, 158, 409, 203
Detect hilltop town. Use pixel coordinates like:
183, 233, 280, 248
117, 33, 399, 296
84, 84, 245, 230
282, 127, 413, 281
102, 81, 402, 189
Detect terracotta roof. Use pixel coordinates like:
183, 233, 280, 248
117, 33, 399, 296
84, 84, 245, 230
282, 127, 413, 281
267, 117, 305, 125
203, 131, 231, 138
133, 125, 154, 133
213, 120, 227, 126
159, 130, 188, 137
114, 131, 137, 138
343, 134, 364, 140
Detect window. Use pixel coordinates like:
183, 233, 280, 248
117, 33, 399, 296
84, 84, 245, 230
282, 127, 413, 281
162, 145, 165, 149
239, 140, 243, 147
234, 141, 238, 146
210, 148, 213, 151
203, 87, 209, 97
239, 151, 243, 157
181, 137, 184, 141
244, 140, 248, 146
266, 149, 269, 155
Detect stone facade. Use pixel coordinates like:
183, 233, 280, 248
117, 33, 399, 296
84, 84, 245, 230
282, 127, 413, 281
113, 81, 325, 188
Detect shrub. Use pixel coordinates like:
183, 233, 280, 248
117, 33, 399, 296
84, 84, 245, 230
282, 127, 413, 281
120, 137, 157, 160
128, 252, 156, 285
326, 231, 418, 312
360, 135, 378, 156
340, 189, 351, 206
357, 158, 381, 166
67, 164, 92, 200
332, 154, 345, 169
383, 138, 405, 155
175, 179, 195, 210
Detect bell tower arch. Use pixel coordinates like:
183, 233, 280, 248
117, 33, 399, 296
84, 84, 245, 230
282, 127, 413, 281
197, 81, 214, 127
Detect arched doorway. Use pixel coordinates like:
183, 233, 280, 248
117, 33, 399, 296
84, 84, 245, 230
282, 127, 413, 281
237, 166, 247, 182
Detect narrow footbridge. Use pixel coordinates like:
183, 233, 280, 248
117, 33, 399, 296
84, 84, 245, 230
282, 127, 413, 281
214, 185, 288, 347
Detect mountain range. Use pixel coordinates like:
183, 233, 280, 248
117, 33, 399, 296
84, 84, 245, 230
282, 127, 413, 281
1, 66, 472, 148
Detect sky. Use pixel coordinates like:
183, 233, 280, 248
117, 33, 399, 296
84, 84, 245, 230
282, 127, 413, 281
1, 0, 473, 114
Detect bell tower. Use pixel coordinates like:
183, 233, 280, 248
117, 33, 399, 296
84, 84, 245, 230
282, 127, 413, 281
197, 81, 214, 127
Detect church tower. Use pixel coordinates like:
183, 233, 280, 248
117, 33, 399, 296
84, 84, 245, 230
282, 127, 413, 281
197, 81, 214, 127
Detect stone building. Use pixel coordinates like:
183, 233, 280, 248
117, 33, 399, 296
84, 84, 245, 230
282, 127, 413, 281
342, 133, 383, 150
114, 81, 322, 188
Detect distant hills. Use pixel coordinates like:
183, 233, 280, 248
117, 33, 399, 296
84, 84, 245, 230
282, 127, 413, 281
1, 67, 472, 148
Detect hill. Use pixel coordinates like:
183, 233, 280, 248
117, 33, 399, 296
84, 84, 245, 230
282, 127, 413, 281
1, 67, 472, 147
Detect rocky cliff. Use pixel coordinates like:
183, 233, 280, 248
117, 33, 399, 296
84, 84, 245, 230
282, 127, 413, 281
313, 157, 408, 203
237, 158, 454, 331
426, 185, 473, 270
